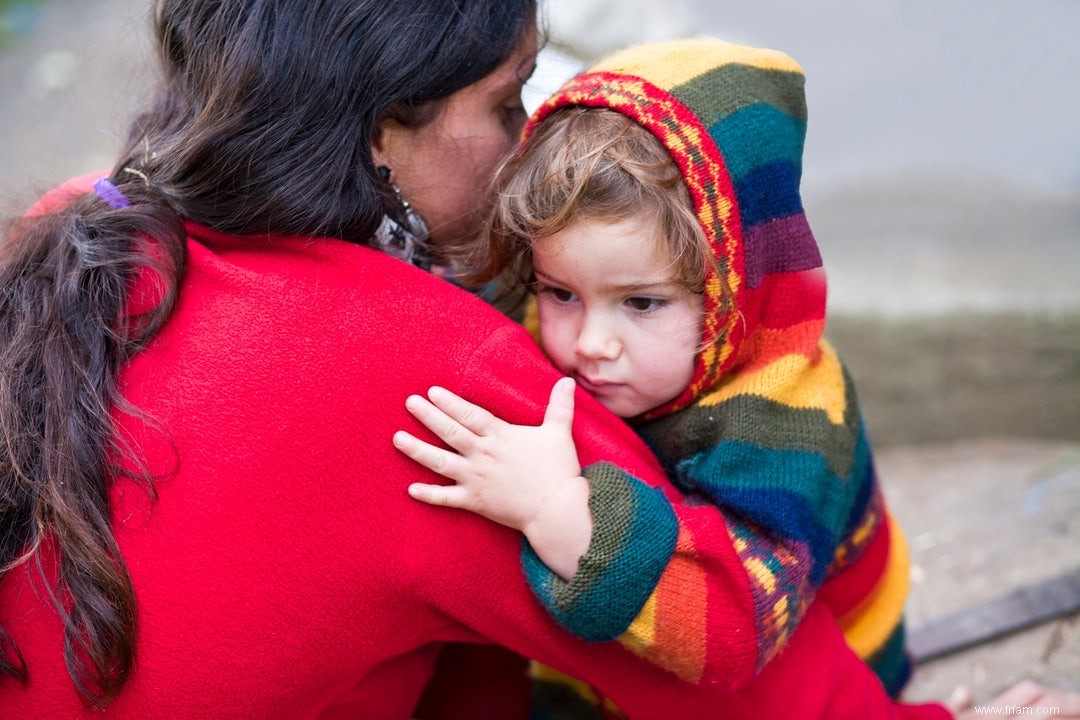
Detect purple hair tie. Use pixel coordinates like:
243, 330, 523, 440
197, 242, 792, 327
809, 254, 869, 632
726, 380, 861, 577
92, 177, 132, 209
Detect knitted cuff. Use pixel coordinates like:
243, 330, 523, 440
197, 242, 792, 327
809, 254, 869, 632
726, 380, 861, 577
521, 462, 678, 642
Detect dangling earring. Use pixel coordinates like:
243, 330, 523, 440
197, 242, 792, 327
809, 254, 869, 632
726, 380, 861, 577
373, 165, 431, 271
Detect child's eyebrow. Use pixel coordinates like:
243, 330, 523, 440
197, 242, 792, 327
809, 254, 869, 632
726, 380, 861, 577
533, 269, 567, 288
535, 270, 679, 295
604, 280, 681, 294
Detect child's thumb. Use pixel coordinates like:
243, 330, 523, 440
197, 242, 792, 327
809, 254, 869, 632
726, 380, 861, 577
543, 376, 576, 428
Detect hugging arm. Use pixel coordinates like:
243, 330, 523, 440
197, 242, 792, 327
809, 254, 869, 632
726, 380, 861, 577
395, 349, 868, 683
406, 324, 950, 718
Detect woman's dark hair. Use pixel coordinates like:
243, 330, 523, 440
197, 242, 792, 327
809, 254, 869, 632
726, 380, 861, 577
0, 0, 535, 707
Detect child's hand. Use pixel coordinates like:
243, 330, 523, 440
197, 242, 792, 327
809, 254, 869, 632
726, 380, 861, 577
394, 377, 592, 579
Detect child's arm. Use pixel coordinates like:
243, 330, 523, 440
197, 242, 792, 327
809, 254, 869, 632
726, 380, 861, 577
405, 344, 896, 687
513, 343, 903, 679
395, 375, 753, 684
394, 377, 592, 581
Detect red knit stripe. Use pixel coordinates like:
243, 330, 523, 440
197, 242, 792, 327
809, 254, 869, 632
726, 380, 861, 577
737, 268, 826, 336
735, 318, 825, 373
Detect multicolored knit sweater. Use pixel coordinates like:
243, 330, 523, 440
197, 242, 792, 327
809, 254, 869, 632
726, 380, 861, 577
519, 37, 913, 706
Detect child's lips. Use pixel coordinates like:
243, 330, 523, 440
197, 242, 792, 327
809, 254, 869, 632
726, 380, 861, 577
574, 373, 622, 395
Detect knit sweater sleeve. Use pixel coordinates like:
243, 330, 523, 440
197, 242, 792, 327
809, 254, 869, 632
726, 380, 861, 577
452, 327, 758, 690
520, 341, 892, 681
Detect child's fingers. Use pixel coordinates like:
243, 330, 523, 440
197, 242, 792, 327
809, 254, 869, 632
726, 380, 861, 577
404, 394, 476, 452
542, 377, 576, 430
407, 482, 472, 509
393, 430, 468, 481
427, 386, 499, 436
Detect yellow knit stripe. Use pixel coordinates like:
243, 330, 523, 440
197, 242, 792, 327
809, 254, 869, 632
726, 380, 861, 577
744, 556, 778, 595
522, 295, 541, 344
616, 523, 708, 682
697, 341, 847, 425
621, 588, 658, 651
836, 515, 911, 658
591, 37, 803, 92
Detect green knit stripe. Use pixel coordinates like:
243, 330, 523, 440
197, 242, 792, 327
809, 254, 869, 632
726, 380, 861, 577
671, 63, 807, 128
867, 621, 913, 697
707, 103, 806, 183
641, 393, 858, 480
530, 679, 609, 720
522, 463, 678, 642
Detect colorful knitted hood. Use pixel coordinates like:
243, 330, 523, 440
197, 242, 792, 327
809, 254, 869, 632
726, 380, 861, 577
525, 37, 825, 419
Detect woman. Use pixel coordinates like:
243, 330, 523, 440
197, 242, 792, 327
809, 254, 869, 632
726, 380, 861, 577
0, 1, 1070, 718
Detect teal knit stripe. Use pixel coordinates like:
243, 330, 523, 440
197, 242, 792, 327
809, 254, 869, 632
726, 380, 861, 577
522, 462, 679, 642
675, 439, 863, 583
708, 103, 806, 183
670, 63, 807, 128
641, 393, 858, 479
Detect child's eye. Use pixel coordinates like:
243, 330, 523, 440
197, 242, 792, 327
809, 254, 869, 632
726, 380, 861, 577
538, 285, 575, 304
625, 296, 667, 313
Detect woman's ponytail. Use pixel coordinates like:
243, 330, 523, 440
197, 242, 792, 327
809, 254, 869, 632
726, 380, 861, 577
0, 175, 185, 706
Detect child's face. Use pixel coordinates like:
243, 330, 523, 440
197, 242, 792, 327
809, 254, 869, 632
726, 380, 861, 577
534, 216, 704, 418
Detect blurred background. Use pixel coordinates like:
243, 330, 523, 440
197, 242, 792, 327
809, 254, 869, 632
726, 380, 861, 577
1, 0, 1077, 707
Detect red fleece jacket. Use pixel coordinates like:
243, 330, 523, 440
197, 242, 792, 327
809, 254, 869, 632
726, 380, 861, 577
0, 175, 949, 719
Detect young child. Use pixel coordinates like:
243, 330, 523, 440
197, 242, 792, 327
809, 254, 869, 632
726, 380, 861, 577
395, 37, 913, 711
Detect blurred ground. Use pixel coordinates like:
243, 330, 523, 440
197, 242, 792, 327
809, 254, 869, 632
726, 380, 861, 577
1, 0, 1078, 711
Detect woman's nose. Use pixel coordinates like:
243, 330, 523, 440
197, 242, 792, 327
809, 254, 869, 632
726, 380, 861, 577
574, 314, 621, 361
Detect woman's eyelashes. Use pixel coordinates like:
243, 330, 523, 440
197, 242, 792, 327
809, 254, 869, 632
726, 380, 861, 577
502, 102, 527, 124
499, 89, 527, 131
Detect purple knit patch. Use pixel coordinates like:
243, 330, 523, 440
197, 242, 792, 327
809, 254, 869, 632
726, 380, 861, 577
743, 213, 821, 289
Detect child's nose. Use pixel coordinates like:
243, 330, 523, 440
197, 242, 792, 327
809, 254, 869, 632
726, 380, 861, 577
574, 314, 621, 361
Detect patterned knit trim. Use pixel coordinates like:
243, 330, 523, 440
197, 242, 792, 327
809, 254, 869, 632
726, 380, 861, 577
830, 486, 886, 577
726, 516, 812, 668
836, 515, 911, 658
526, 71, 745, 417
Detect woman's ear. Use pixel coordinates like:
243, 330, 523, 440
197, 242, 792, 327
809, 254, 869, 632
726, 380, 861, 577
370, 118, 403, 177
